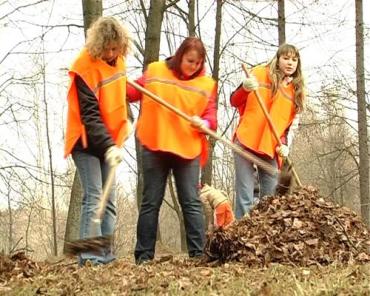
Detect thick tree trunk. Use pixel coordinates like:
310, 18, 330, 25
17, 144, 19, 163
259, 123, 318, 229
82, 0, 103, 37
142, 0, 166, 68
63, 0, 102, 254
136, 0, 167, 244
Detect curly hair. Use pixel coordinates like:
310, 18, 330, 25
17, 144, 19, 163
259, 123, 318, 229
268, 44, 305, 113
85, 16, 131, 59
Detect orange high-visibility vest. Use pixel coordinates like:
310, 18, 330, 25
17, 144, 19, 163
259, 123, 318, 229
136, 61, 216, 163
64, 47, 129, 157
236, 65, 296, 161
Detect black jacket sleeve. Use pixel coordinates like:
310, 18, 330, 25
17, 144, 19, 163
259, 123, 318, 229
75, 75, 114, 156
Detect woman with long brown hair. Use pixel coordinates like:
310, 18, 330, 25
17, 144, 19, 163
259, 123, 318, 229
231, 43, 305, 219
127, 37, 217, 264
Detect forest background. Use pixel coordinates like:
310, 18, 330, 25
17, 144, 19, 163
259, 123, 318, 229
0, 0, 369, 260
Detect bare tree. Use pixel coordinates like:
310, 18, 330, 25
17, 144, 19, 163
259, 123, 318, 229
201, 0, 223, 186
40, 34, 58, 256
277, 0, 285, 44
143, 0, 168, 67
355, 0, 369, 225
187, 0, 196, 36
63, 0, 102, 252
82, 0, 103, 37
6, 182, 13, 253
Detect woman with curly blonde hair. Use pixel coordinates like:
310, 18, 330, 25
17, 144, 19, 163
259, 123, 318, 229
64, 16, 131, 266
230, 43, 305, 219
85, 16, 131, 61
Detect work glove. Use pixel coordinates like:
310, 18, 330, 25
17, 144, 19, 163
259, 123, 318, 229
242, 75, 258, 91
105, 145, 124, 167
200, 184, 235, 229
214, 202, 234, 229
190, 115, 208, 131
276, 144, 289, 158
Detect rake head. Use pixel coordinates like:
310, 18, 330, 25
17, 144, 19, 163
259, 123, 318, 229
276, 167, 293, 196
64, 235, 112, 256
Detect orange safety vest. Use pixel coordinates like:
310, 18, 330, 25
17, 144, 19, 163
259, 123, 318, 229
136, 61, 216, 164
236, 65, 296, 165
64, 47, 129, 157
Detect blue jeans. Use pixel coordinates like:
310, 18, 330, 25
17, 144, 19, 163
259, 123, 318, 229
135, 147, 205, 263
72, 151, 116, 265
234, 143, 278, 219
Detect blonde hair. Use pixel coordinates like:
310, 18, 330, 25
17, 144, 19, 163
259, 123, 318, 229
85, 16, 131, 59
268, 44, 305, 113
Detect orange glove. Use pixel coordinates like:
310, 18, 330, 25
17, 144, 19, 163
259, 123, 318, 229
214, 201, 234, 229
200, 184, 235, 229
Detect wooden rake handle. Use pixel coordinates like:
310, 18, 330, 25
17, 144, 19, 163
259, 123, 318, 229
127, 78, 279, 176
94, 164, 117, 222
241, 64, 302, 186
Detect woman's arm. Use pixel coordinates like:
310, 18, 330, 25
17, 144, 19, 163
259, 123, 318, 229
126, 75, 145, 102
76, 75, 114, 154
230, 84, 249, 115
281, 114, 300, 147
200, 84, 218, 131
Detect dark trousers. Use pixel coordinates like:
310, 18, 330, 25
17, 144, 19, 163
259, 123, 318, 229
134, 147, 205, 263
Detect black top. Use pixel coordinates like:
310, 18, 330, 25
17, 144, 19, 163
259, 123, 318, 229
72, 75, 114, 158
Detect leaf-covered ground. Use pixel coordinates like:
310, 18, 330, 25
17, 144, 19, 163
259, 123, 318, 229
2, 186, 369, 295
1, 254, 370, 295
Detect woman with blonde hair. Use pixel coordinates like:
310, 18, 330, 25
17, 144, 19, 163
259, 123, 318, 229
230, 43, 305, 219
64, 16, 131, 266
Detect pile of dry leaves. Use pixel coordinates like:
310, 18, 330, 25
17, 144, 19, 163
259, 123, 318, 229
1, 186, 370, 294
0, 251, 40, 283
205, 186, 370, 267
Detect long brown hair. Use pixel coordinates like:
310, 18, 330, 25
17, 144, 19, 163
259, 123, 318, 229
268, 44, 305, 113
167, 37, 206, 79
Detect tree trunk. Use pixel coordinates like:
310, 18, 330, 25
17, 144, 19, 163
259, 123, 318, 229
168, 176, 187, 252
41, 36, 58, 256
7, 186, 13, 254
201, 0, 223, 186
82, 0, 103, 37
188, 0, 196, 36
142, 0, 166, 68
277, 0, 294, 192
355, 0, 369, 226
277, 0, 286, 45
63, 0, 102, 254
63, 172, 83, 251
136, 0, 167, 244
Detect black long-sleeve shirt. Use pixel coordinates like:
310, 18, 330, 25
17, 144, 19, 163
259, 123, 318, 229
72, 75, 114, 158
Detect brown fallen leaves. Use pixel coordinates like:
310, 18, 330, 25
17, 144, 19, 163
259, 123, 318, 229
1, 186, 370, 294
205, 186, 370, 267
0, 251, 41, 287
